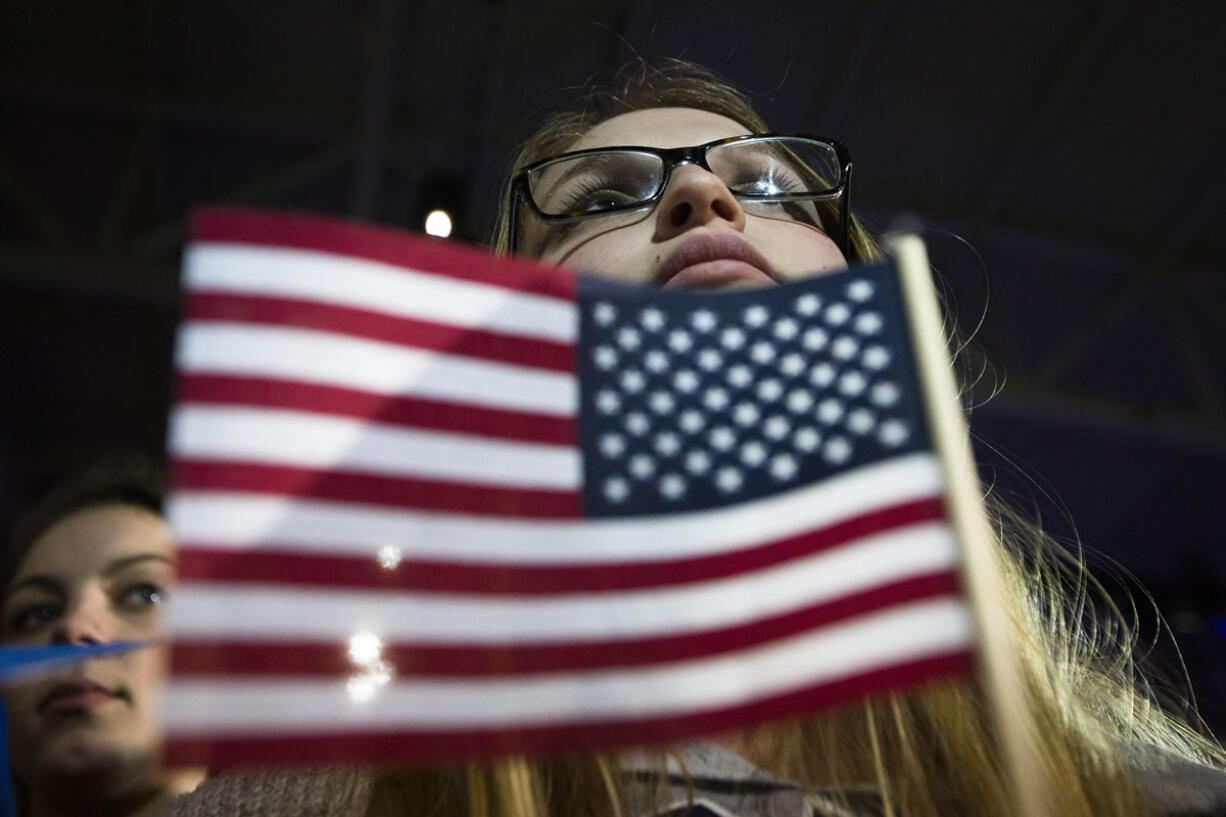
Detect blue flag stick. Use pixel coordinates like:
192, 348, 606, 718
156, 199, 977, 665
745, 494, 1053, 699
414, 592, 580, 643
0, 641, 154, 683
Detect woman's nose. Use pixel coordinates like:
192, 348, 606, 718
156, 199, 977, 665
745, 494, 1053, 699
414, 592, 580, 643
654, 165, 746, 238
53, 589, 113, 645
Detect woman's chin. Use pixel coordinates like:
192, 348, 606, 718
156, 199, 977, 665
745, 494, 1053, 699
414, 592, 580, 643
35, 727, 144, 780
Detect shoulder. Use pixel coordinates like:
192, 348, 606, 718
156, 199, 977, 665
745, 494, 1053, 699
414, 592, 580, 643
623, 743, 883, 817
162, 767, 372, 817
633, 742, 1226, 817
1138, 751, 1226, 817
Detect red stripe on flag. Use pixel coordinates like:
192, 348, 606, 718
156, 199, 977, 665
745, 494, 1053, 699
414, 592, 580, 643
186, 292, 575, 373
192, 208, 578, 301
174, 460, 582, 519
170, 572, 961, 678
178, 375, 576, 445
163, 650, 974, 770
174, 498, 945, 593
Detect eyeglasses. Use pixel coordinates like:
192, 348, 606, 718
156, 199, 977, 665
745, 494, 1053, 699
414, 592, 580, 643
508, 134, 852, 257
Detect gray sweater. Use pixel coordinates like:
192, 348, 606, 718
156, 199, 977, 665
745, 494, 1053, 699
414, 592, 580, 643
164, 743, 1226, 817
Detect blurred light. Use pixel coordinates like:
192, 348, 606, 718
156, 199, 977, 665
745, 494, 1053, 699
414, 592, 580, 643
376, 544, 403, 570
348, 630, 383, 665
366, 659, 393, 685
424, 209, 453, 238
346, 631, 395, 703
347, 674, 378, 702
1214, 617, 1226, 638
417, 176, 465, 239
346, 660, 394, 703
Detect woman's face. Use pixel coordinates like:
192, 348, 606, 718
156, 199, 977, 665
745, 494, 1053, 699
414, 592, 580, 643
1, 503, 174, 798
527, 107, 848, 287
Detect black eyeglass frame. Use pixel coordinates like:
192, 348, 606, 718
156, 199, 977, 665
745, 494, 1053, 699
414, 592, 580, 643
507, 133, 854, 258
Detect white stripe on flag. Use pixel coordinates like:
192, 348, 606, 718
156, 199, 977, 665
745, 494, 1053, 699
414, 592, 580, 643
186, 243, 576, 343
164, 598, 972, 733
169, 522, 956, 641
170, 404, 580, 490
168, 452, 945, 563
176, 322, 577, 416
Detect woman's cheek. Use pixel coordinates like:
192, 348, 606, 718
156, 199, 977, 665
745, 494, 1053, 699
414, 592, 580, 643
756, 226, 847, 281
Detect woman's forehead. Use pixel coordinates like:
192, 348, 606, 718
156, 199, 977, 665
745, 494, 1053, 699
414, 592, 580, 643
567, 107, 752, 152
16, 503, 172, 579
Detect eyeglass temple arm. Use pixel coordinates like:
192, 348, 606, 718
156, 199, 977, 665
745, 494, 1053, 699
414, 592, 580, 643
507, 188, 521, 254
840, 164, 853, 258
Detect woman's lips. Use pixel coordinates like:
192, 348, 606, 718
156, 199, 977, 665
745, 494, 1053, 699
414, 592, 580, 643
39, 680, 120, 715
654, 233, 776, 290
662, 259, 776, 290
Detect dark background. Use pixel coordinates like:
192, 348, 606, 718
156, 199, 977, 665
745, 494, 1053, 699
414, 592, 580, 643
1, 1, 1223, 730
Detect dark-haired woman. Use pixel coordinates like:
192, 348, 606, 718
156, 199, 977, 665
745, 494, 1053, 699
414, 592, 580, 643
2, 460, 204, 816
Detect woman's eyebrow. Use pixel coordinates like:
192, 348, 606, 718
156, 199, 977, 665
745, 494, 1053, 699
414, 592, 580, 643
2, 575, 63, 603
1, 555, 174, 603
104, 553, 176, 577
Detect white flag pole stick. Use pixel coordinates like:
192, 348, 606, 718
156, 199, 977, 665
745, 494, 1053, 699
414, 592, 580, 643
887, 234, 1051, 817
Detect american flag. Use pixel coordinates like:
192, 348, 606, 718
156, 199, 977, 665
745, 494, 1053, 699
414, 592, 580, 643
162, 208, 975, 769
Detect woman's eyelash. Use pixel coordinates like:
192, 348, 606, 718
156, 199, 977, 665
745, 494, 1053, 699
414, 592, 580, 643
730, 167, 804, 195
119, 582, 168, 608
7, 602, 61, 634
555, 176, 633, 212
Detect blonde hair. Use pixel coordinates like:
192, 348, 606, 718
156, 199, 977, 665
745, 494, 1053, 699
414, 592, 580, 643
372, 61, 1222, 817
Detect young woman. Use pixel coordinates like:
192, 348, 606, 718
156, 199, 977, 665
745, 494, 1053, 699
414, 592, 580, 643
170, 61, 1226, 816
485, 60, 1226, 817
1, 458, 204, 817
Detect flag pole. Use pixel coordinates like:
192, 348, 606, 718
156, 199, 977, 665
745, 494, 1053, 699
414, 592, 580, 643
886, 234, 1051, 817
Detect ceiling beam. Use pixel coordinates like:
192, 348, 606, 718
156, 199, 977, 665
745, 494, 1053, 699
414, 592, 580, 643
1030, 150, 1223, 392
0, 243, 178, 304
1165, 279, 1225, 418
0, 146, 71, 245
96, 0, 164, 252
1159, 166, 1226, 418
1032, 275, 1148, 389
612, 0, 655, 72
130, 143, 353, 258
811, 0, 892, 136
451, 0, 507, 239
976, 375, 1226, 453
0, 78, 332, 146
350, 0, 402, 220
976, 2, 1129, 220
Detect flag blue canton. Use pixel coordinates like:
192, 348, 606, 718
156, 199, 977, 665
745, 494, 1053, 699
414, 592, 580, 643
578, 263, 929, 516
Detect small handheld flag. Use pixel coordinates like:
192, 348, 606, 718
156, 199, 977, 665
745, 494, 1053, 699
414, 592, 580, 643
162, 209, 977, 770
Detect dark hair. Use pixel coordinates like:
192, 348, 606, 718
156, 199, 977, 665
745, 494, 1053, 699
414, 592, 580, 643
2, 453, 165, 589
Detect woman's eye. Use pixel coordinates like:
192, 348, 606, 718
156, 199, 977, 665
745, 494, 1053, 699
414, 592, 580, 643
7, 603, 62, 635
566, 186, 638, 213
742, 178, 786, 195
725, 161, 805, 196
550, 169, 651, 215
587, 191, 637, 211
118, 583, 167, 609
741, 175, 803, 196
